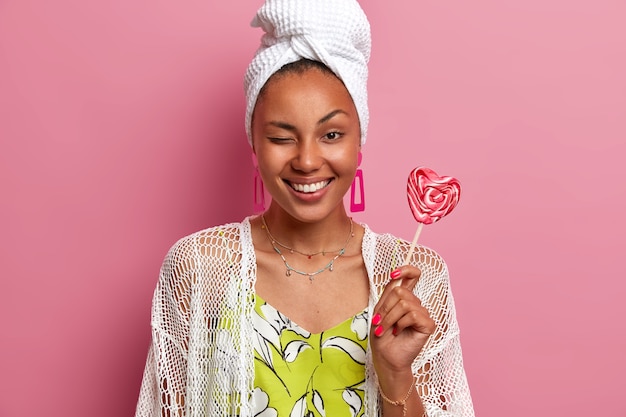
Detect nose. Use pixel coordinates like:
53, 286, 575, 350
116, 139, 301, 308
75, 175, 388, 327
291, 140, 322, 173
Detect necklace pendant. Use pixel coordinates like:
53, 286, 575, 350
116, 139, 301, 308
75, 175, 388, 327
261, 214, 354, 282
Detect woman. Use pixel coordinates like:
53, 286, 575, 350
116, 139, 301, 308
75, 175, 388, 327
136, 1, 474, 416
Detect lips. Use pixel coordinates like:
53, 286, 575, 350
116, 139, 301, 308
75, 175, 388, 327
287, 179, 332, 193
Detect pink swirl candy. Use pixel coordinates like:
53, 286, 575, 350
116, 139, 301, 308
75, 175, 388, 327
407, 167, 461, 225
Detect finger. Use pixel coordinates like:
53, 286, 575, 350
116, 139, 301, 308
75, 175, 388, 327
374, 266, 422, 321
382, 265, 422, 294
392, 265, 421, 287
392, 305, 435, 336
373, 287, 423, 336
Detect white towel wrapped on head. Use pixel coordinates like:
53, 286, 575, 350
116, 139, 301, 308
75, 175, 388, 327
244, 0, 371, 146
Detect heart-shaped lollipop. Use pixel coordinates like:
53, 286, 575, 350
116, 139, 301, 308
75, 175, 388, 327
407, 167, 461, 225
401, 166, 461, 266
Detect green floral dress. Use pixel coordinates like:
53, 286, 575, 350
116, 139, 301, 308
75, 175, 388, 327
252, 294, 369, 417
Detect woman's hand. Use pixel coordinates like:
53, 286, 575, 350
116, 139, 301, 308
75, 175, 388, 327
370, 265, 435, 375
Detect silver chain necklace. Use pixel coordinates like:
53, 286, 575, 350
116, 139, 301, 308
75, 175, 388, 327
260, 215, 355, 282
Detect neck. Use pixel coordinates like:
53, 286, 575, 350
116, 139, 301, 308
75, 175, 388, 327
261, 206, 353, 254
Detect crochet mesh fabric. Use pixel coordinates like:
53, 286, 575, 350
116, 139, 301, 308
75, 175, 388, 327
135, 218, 474, 417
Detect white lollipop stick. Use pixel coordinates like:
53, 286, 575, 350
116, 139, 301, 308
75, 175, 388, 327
389, 166, 461, 286
402, 223, 423, 266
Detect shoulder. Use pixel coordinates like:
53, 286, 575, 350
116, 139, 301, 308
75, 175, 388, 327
165, 219, 248, 259
159, 218, 251, 282
363, 225, 448, 282
151, 219, 253, 323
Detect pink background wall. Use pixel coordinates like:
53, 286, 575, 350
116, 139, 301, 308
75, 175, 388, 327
1, 0, 624, 416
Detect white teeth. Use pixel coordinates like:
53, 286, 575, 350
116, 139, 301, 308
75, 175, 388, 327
291, 180, 329, 193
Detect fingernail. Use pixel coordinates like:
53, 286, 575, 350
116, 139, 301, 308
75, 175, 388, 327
392, 326, 398, 336
372, 313, 381, 326
375, 325, 384, 337
390, 269, 401, 279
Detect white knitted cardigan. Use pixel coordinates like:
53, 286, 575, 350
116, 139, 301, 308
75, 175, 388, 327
135, 217, 474, 417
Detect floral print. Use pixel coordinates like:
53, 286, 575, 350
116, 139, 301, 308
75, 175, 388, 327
252, 295, 369, 417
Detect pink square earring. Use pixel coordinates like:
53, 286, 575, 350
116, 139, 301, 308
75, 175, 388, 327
252, 153, 265, 213
350, 151, 365, 212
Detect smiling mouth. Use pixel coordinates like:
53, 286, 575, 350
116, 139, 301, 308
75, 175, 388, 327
288, 180, 332, 193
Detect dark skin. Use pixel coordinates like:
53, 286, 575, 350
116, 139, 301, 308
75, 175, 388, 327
250, 65, 434, 416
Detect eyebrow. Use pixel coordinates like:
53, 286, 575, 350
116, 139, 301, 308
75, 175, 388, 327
317, 109, 348, 125
267, 109, 348, 131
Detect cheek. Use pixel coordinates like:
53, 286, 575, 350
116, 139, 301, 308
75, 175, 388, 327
255, 154, 276, 178
255, 149, 289, 185
330, 149, 360, 176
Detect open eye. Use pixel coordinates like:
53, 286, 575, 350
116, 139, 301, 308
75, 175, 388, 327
324, 131, 344, 141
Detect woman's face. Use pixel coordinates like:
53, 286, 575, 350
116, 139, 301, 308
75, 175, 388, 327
252, 67, 361, 223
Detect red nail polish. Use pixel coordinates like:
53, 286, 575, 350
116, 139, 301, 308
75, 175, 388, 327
392, 327, 398, 336
390, 269, 401, 279
372, 313, 381, 326
375, 326, 384, 337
